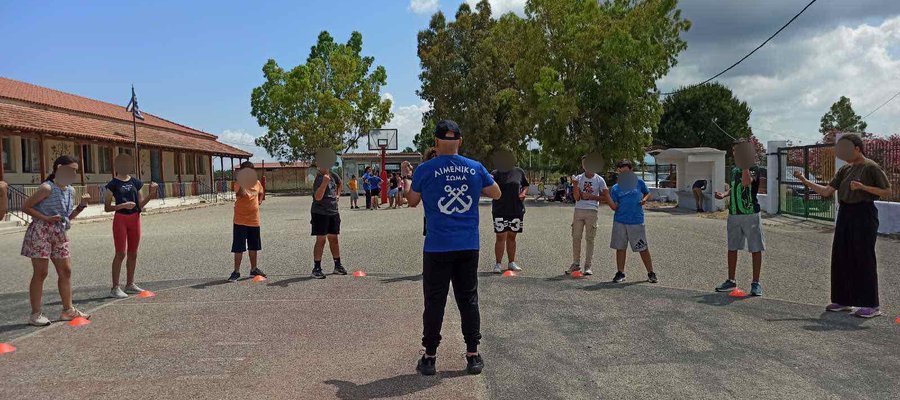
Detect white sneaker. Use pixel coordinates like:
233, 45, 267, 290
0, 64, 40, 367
60, 307, 90, 321
109, 286, 128, 299
124, 283, 145, 294
508, 262, 522, 272
28, 313, 51, 326
492, 263, 504, 274
566, 263, 581, 274
584, 268, 594, 276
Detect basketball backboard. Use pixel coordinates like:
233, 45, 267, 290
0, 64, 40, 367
368, 129, 398, 151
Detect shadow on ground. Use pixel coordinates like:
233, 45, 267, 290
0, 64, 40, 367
324, 370, 468, 400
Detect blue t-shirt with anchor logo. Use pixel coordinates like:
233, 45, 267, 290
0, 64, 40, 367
412, 154, 495, 253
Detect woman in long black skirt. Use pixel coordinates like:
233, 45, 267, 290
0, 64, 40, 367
794, 133, 891, 318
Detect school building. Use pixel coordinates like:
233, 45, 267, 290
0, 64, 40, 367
0, 77, 251, 213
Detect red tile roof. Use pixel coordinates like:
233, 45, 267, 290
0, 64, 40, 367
0, 77, 250, 157
234, 162, 310, 170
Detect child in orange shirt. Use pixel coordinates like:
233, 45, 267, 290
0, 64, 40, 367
228, 161, 266, 282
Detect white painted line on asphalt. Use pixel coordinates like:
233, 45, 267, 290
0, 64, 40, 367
105, 297, 422, 306
214, 342, 260, 346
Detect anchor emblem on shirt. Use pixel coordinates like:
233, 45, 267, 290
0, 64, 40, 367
438, 184, 473, 215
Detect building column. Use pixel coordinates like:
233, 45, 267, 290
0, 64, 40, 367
159, 150, 166, 184
0, 134, 5, 182
219, 156, 225, 192
38, 135, 46, 181
176, 152, 182, 183
193, 153, 198, 183
208, 154, 214, 192
766, 140, 787, 214
77, 141, 86, 185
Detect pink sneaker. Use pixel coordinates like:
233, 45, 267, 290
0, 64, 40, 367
853, 307, 882, 318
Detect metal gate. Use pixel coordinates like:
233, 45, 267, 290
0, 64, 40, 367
777, 144, 836, 221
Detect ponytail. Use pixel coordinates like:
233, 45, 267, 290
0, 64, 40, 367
46, 155, 78, 183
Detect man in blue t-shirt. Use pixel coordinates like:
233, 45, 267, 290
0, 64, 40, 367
367, 173, 383, 210
404, 119, 501, 377
607, 160, 657, 284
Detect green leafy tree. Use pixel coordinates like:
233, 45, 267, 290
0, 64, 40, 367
402, 146, 415, 153
413, 112, 436, 154
819, 96, 868, 142
517, 0, 690, 171
417, 2, 532, 163
251, 31, 393, 161
655, 82, 752, 155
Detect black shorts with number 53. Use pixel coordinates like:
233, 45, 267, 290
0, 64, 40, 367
492, 214, 524, 234
311, 212, 341, 236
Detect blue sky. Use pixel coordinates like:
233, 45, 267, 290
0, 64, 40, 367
2, 1, 899, 161
0, 0, 445, 157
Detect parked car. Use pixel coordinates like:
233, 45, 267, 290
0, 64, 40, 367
658, 172, 677, 188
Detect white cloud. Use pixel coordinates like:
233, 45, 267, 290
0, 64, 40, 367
219, 129, 259, 147
387, 100, 432, 151
409, 0, 440, 15
347, 92, 431, 152
659, 15, 900, 145
218, 129, 270, 163
465, 0, 526, 16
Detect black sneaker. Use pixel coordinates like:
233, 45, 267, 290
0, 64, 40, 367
416, 356, 436, 376
465, 354, 484, 375
227, 271, 240, 282
333, 265, 348, 275
312, 268, 326, 279
647, 272, 658, 283
250, 268, 267, 278
613, 271, 626, 283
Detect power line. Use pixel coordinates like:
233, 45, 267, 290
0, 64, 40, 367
711, 119, 736, 141
863, 90, 900, 119
662, 0, 818, 96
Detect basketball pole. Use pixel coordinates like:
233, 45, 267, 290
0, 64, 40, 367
380, 145, 388, 204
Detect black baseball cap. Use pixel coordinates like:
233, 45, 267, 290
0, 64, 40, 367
434, 120, 462, 140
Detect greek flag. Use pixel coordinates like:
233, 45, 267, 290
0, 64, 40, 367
125, 85, 144, 120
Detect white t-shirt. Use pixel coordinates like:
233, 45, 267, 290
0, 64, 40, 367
574, 173, 608, 210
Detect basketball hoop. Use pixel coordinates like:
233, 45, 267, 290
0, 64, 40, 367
368, 129, 398, 152
368, 129, 398, 205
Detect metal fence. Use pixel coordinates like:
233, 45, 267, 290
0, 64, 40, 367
778, 144, 837, 221
865, 138, 900, 202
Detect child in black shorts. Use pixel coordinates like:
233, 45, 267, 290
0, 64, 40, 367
311, 162, 345, 279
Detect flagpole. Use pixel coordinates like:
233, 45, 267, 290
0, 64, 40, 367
133, 108, 140, 178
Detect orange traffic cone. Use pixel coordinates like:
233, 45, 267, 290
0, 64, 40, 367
0, 343, 16, 354
251, 275, 267, 282
352, 271, 367, 277
67, 317, 91, 327
136, 290, 156, 298
729, 288, 747, 298
502, 270, 517, 277
570, 271, 584, 278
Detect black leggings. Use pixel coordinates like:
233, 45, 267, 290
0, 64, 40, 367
422, 250, 481, 355
831, 202, 880, 308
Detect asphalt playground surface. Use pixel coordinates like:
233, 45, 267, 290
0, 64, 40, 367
1, 196, 899, 399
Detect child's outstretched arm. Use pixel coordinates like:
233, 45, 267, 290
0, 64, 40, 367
69, 193, 90, 220
138, 182, 158, 210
